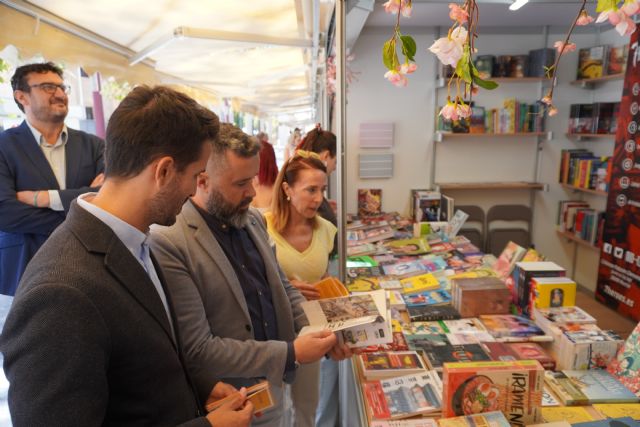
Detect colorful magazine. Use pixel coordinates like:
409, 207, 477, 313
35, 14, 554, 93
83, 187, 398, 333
385, 238, 431, 256
479, 314, 552, 342
403, 289, 452, 307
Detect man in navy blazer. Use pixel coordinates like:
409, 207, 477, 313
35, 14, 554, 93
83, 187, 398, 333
0, 62, 104, 295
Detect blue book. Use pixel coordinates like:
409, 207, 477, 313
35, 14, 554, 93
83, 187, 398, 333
562, 370, 640, 404
573, 417, 640, 427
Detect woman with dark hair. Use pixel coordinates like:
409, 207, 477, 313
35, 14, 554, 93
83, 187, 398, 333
297, 125, 338, 226
264, 151, 342, 427
251, 132, 279, 211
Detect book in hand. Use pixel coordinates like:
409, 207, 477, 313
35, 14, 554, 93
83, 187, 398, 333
437, 411, 511, 427
339, 293, 392, 348
358, 351, 429, 380
299, 291, 385, 335
205, 381, 273, 413
313, 277, 349, 299
442, 360, 544, 425
363, 371, 443, 420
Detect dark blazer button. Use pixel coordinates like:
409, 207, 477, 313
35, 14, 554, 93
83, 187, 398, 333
245, 324, 251, 331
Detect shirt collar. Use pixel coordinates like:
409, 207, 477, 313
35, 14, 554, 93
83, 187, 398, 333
25, 119, 68, 148
77, 193, 149, 255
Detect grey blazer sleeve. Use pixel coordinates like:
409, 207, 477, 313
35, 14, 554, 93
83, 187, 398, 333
150, 230, 289, 402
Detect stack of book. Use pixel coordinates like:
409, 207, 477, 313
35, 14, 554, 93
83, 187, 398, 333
568, 103, 620, 134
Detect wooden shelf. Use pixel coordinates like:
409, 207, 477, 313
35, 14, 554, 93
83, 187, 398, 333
435, 131, 548, 141
561, 183, 607, 196
556, 230, 600, 251
570, 73, 624, 88
436, 181, 544, 191
566, 133, 615, 141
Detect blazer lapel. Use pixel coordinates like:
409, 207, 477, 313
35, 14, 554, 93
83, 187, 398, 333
183, 201, 251, 323
68, 203, 176, 347
14, 121, 59, 188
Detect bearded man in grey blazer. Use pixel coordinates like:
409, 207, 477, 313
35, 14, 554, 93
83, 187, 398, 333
150, 124, 352, 426
1, 86, 254, 427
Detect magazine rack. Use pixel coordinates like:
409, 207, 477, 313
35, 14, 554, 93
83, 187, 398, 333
486, 204, 532, 256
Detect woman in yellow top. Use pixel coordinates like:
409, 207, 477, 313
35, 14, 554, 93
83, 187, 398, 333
264, 151, 337, 427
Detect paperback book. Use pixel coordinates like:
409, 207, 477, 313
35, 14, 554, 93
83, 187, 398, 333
399, 273, 440, 294
363, 371, 443, 420
422, 343, 492, 371
206, 380, 273, 413
358, 351, 429, 380
407, 305, 461, 322
437, 410, 511, 427
545, 370, 640, 405
359, 189, 383, 217
442, 360, 544, 424
479, 314, 552, 342
403, 289, 452, 307
492, 241, 527, 280
385, 238, 431, 256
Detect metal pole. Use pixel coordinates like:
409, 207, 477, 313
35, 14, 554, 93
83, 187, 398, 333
336, 0, 347, 283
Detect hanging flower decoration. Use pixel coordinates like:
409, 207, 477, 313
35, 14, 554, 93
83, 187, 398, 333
326, 52, 359, 95
541, 0, 639, 117
381, 0, 418, 87
428, 1, 498, 120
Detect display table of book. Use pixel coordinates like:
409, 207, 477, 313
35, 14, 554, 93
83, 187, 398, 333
334, 212, 640, 427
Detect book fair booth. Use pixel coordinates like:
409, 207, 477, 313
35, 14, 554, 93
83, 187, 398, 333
1, 0, 640, 426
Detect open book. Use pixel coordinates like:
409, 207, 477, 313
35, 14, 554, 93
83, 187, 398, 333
299, 290, 386, 336
205, 381, 273, 413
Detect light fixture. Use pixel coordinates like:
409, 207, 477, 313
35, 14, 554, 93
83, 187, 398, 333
509, 0, 529, 11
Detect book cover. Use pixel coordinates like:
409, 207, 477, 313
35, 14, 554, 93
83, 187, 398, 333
414, 190, 442, 222
363, 331, 410, 353
474, 55, 495, 79
577, 45, 608, 80
532, 277, 577, 308
533, 305, 596, 326
446, 331, 496, 345
385, 238, 431, 256
573, 417, 640, 427
541, 406, 603, 423
562, 370, 640, 404
608, 322, 640, 397
347, 277, 380, 293
606, 44, 628, 75
512, 261, 566, 317
371, 419, 439, 427
451, 277, 511, 318
558, 329, 623, 370
405, 332, 449, 349
492, 241, 527, 280
406, 321, 450, 335
364, 371, 443, 420
403, 289, 452, 307
422, 343, 492, 371
507, 342, 556, 370
592, 404, 640, 420
440, 194, 455, 222
442, 360, 544, 424
438, 411, 511, 427
300, 291, 384, 334
542, 385, 561, 407
359, 189, 382, 217
528, 48, 556, 77
341, 313, 392, 349
206, 380, 273, 413
399, 273, 440, 294
359, 351, 428, 380
408, 305, 461, 322
443, 318, 487, 334
346, 265, 383, 280
479, 314, 551, 342
482, 342, 520, 362
313, 277, 349, 299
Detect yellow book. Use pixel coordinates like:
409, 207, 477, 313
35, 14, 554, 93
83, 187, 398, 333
400, 273, 440, 294
391, 319, 404, 333
347, 277, 379, 293
541, 406, 603, 423
593, 403, 640, 420
532, 277, 577, 308
313, 277, 349, 299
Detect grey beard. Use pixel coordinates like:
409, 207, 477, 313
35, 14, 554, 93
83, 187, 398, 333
205, 190, 249, 228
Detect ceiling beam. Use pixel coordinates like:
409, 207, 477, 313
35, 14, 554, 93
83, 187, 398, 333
346, 0, 375, 50
129, 26, 312, 66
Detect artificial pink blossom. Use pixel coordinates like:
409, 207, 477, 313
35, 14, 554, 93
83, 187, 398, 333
615, 16, 637, 36
383, 0, 412, 17
576, 11, 594, 26
548, 105, 558, 117
400, 62, 418, 74
457, 103, 472, 119
621, 0, 640, 17
449, 3, 469, 24
554, 41, 576, 54
428, 27, 468, 67
541, 95, 553, 105
439, 102, 459, 121
384, 69, 408, 87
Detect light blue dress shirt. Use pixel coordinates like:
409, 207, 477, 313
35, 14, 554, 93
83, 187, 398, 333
25, 120, 67, 211
77, 193, 175, 339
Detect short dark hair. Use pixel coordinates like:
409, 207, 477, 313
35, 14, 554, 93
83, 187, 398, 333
210, 123, 261, 170
11, 62, 64, 112
105, 85, 219, 178
298, 127, 337, 158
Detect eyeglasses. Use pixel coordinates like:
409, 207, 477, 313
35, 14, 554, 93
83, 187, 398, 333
28, 83, 71, 95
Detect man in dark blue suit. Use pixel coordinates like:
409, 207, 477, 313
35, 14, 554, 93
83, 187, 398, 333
0, 62, 104, 295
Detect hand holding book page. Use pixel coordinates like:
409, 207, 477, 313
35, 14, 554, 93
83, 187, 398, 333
290, 274, 321, 300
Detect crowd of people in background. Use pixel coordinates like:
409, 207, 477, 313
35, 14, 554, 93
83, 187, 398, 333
0, 62, 344, 427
